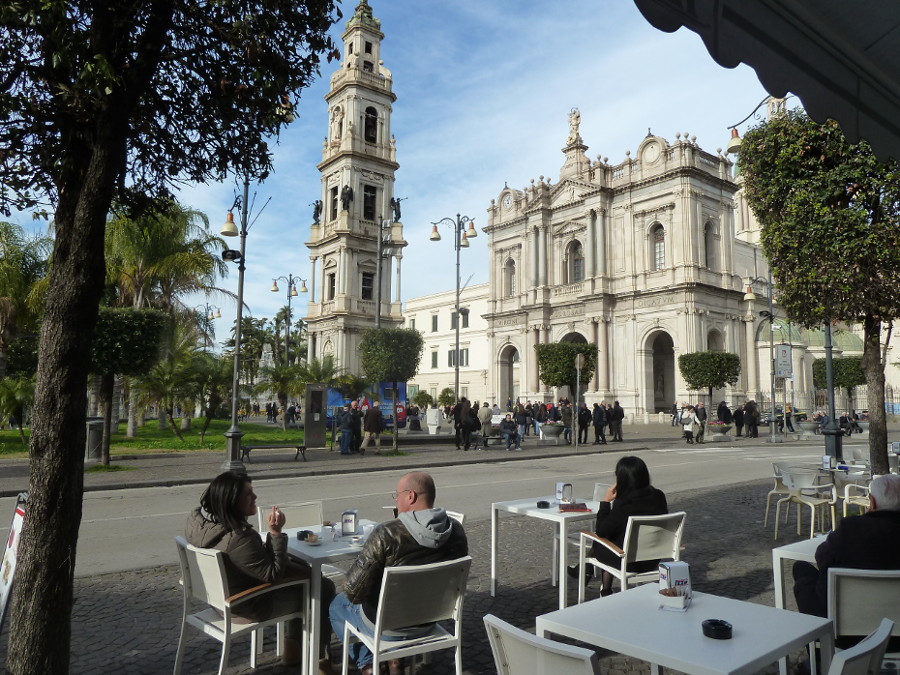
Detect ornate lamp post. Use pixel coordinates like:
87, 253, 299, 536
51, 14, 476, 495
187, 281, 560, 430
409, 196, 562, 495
270, 274, 307, 365
429, 214, 477, 402
744, 272, 782, 443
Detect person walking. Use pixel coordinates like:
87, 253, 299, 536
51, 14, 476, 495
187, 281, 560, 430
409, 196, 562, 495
610, 401, 625, 441
785, 404, 795, 432
477, 402, 493, 447
680, 406, 696, 444
592, 402, 607, 445
694, 402, 708, 444
560, 402, 574, 444
733, 404, 745, 437
577, 402, 592, 444
359, 401, 383, 456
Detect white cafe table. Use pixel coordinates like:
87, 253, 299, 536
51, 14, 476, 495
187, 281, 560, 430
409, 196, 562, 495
286, 521, 377, 675
491, 496, 600, 610
536, 583, 833, 675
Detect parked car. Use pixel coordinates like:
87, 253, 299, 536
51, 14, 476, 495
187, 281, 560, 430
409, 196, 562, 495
759, 406, 808, 425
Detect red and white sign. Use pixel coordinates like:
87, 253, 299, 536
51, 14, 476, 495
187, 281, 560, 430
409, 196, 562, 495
0, 493, 27, 631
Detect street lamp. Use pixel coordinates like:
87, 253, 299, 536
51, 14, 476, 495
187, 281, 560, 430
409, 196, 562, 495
220, 176, 268, 474
743, 271, 782, 443
375, 217, 396, 329
429, 214, 477, 402
270, 274, 307, 365
193, 303, 221, 352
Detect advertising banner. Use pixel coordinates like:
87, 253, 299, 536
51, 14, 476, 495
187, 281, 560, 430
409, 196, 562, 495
1, 492, 27, 631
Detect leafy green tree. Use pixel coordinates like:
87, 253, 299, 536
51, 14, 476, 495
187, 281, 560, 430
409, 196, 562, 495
812, 357, 867, 396
0, 375, 35, 443
437, 387, 456, 408
1, 3, 340, 667
535, 343, 598, 400
412, 390, 434, 409
739, 109, 900, 473
191, 353, 234, 443
358, 328, 424, 452
90, 308, 166, 463
678, 352, 741, 404
0, 222, 51, 378
335, 373, 373, 402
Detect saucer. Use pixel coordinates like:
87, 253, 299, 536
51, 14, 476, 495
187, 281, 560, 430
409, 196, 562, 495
305, 540, 322, 547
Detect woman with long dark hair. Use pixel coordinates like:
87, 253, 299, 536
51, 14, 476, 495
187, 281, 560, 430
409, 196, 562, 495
569, 456, 668, 595
185, 471, 334, 673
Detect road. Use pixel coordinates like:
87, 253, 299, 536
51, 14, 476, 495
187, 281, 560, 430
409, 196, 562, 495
1, 437, 846, 577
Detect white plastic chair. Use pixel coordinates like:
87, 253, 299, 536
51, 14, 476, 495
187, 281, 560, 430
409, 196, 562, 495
774, 468, 836, 539
764, 462, 796, 527
173, 536, 307, 675
340, 556, 472, 675
257, 501, 324, 531
446, 510, 466, 525
483, 614, 601, 675
577, 511, 686, 603
831, 474, 870, 518
827, 568, 900, 664
825, 618, 893, 675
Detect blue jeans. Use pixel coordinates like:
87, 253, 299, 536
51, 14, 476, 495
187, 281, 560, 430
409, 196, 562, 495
328, 593, 409, 669
340, 429, 352, 454
533, 419, 541, 435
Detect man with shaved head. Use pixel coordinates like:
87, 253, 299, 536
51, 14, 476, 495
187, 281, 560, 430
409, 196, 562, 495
329, 471, 468, 675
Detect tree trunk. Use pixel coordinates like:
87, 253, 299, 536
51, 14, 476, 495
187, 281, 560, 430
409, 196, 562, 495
165, 403, 185, 441
862, 315, 889, 474
99, 372, 115, 465
126, 383, 138, 437
180, 412, 192, 431
279, 392, 288, 431
7, 135, 120, 674
158, 407, 167, 430
110, 375, 122, 435
88, 373, 101, 416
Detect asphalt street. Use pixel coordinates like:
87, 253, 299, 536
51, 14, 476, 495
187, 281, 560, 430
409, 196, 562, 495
0, 422, 894, 674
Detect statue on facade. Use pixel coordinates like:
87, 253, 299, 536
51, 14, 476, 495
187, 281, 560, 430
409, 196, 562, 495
340, 185, 353, 210
567, 107, 582, 145
312, 199, 322, 224
389, 196, 403, 221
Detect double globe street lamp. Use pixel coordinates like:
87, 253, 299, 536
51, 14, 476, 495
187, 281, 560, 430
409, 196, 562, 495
271, 274, 307, 365
430, 215, 477, 402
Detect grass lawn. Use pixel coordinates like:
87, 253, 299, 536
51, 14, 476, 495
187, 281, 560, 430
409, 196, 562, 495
0, 417, 317, 458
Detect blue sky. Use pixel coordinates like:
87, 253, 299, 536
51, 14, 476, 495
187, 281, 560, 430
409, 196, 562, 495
16, 0, 775, 332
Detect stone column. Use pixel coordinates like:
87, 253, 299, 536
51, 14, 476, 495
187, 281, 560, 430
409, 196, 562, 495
309, 257, 318, 303
537, 225, 547, 286
338, 247, 346, 294
586, 209, 596, 279
529, 325, 541, 392
595, 317, 610, 393
598, 209, 607, 276
744, 316, 758, 396
393, 254, 402, 310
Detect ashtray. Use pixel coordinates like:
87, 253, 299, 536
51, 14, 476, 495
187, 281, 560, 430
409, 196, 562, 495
702, 619, 733, 639
536, 500, 550, 509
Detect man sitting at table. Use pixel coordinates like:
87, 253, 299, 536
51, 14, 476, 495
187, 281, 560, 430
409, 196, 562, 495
793, 473, 900, 618
329, 471, 468, 675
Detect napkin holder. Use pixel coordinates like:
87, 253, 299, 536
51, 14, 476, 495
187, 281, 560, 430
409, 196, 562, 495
659, 561, 692, 611
556, 481, 574, 504
341, 509, 358, 536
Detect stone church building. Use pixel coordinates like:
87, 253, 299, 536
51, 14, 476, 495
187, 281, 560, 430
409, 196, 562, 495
305, 2, 885, 415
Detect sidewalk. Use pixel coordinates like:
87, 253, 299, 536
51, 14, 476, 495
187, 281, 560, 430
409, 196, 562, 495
3, 420, 882, 498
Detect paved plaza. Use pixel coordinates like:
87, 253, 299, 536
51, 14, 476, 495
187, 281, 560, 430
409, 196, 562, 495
2, 422, 891, 674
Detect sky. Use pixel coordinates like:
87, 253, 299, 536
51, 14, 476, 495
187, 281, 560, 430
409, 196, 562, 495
13, 0, 776, 335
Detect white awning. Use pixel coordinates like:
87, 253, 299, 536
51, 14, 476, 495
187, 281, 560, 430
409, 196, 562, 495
633, 0, 900, 161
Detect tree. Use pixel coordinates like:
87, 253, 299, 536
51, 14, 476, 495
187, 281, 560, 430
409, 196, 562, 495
0, 375, 35, 443
535, 343, 598, 400
678, 352, 741, 404
295, 355, 343, 390
90, 308, 166, 463
812, 356, 867, 399
412, 390, 434, 409
1, 5, 339, 667
358, 328, 424, 453
739, 109, 900, 474
437, 387, 456, 408
253, 363, 303, 431
0, 222, 51, 378
191, 353, 234, 443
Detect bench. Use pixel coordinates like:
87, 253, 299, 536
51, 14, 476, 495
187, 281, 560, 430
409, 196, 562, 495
240, 444, 306, 462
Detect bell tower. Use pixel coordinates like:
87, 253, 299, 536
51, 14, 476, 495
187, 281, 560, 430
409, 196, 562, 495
304, 0, 406, 374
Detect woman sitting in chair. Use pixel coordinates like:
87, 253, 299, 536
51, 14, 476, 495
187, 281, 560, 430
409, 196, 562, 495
569, 456, 668, 595
185, 471, 335, 673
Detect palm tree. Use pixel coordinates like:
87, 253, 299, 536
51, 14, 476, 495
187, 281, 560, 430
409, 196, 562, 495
295, 355, 343, 388
0, 222, 51, 378
254, 363, 304, 431
188, 351, 233, 442
0, 375, 35, 443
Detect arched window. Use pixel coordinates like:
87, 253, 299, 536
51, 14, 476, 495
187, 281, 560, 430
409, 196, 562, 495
364, 106, 378, 143
704, 222, 716, 269
651, 224, 665, 270
566, 241, 584, 283
504, 259, 516, 297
